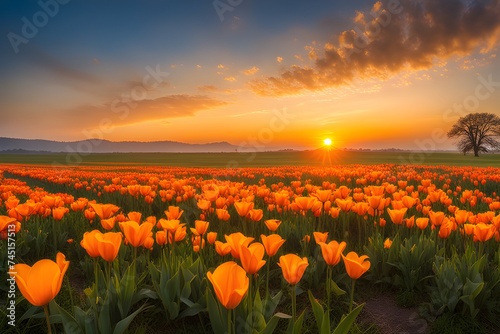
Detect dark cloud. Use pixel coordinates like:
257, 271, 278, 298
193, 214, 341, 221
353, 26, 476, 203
250, 0, 500, 96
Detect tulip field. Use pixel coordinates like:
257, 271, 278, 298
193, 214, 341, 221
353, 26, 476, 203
1, 162, 500, 333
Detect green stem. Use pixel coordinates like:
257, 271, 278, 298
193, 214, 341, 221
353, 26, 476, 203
43, 304, 52, 334
349, 279, 356, 313
326, 266, 332, 312
291, 284, 297, 323
265, 259, 270, 298
227, 306, 232, 334
94, 258, 99, 298
247, 274, 253, 330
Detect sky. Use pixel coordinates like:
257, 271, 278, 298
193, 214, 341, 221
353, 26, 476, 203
1, 0, 500, 151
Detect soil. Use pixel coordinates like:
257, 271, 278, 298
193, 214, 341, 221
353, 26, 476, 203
361, 294, 429, 334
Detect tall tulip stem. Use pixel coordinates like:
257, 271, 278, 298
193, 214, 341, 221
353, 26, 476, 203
349, 279, 356, 313
291, 284, 297, 322
43, 304, 52, 334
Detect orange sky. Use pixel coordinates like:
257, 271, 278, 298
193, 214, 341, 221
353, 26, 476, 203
1, 0, 500, 150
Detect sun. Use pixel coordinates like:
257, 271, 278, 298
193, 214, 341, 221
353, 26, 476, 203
323, 138, 332, 146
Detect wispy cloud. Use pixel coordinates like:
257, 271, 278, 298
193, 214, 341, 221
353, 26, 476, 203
229, 110, 270, 117
250, 0, 500, 96
243, 66, 260, 75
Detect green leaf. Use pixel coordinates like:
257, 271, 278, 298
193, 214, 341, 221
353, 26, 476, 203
112, 304, 150, 334
308, 290, 324, 331
292, 310, 305, 334
329, 279, 346, 296
19, 305, 44, 322
332, 303, 364, 334
49, 300, 84, 334
258, 314, 280, 334
206, 289, 227, 334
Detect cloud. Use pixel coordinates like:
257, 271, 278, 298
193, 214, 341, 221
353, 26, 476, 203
59, 94, 228, 130
224, 76, 237, 82
250, 0, 500, 96
197, 85, 218, 92
276, 56, 283, 63
243, 66, 260, 75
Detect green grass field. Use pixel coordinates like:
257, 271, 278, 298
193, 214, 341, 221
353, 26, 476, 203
0, 150, 499, 167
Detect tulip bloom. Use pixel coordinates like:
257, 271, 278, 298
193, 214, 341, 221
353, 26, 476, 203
239, 242, 266, 275
165, 206, 183, 220
95, 232, 122, 262
100, 217, 116, 231
294, 196, 315, 211
80, 230, 103, 258
225, 232, 254, 259
473, 223, 495, 242
313, 231, 328, 244
438, 219, 454, 239
264, 219, 281, 232
156, 230, 167, 246
52, 207, 69, 221
216, 209, 230, 221
318, 240, 346, 266
387, 208, 407, 225
429, 211, 446, 227
119, 221, 154, 247
342, 251, 370, 280
234, 201, 254, 217
384, 238, 392, 249
127, 211, 142, 223
215, 241, 232, 256
169, 225, 187, 244
207, 261, 249, 309
260, 234, 286, 257
277, 254, 309, 285
195, 220, 210, 236
415, 217, 429, 230
10, 252, 69, 307
89, 203, 120, 220
248, 209, 264, 222
207, 231, 218, 245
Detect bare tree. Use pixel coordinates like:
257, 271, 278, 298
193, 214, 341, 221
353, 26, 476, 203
447, 113, 500, 157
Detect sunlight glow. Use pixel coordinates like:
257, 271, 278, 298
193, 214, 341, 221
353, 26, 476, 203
323, 138, 333, 146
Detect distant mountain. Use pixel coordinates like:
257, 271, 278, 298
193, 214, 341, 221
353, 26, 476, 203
0, 137, 239, 153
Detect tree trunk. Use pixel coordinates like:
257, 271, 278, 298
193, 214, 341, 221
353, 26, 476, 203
474, 148, 479, 157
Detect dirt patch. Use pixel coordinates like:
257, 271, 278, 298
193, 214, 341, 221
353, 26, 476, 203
361, 294, 429, 334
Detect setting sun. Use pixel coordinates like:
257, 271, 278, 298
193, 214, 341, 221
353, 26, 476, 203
323, 138, 333, 146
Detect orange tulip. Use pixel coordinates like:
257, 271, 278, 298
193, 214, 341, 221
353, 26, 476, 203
159, 219, 182, 233
239, 242, 266, 275
401, 196, 416, 209
264, 219, 281, 232
342, 251, 370, 280
169, 225, 187, 243
156, 230, 167, 246
335, 198, 354, 212
216, 209, 230, 221
95, 232, 122, 262
52, 207, 69, 221
100, 217, 116, 230
429, 211, 446, 227
207, 261, 249, 309
127, 211, 142, 223
387, 208, 407, 225
463, 223, 475, 236
225, 232, 254, 259
454, 210, 472, 225
260, 234, 285, 257
84, 209, 96, 222
143, 236, 154, 250
197, 199, 211, 211
438, 219, 454, 239
248, 209, 264, 222
0, 216, 17, 232
165, 206, 183, 220
278, 254, 309, 285
415, 217, 429, 230
10, 252, 69, 306
473, 223, 496, 242
313, 231, 328, 244
234, 201, 254, 217
207, 232, 218, 245
383, 238, 392, 249
215, 241, 232, 256
314, 189, 332, 203
295, 196, 315, 211
318, 240, 346, 266
191, 220, 209, 236
89, 203, 120, 220
119, 221, 154, 247
80, 230, 102, 258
